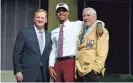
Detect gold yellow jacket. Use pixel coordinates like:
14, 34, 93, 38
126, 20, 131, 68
76, 22, 109, 77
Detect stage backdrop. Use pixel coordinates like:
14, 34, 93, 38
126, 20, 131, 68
1, 0, 40, 70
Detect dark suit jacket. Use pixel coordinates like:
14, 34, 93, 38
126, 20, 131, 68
13, 26, 52, 82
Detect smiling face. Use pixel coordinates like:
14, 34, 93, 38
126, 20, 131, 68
56, 7, 69, 24
82, 8, 97, 27
34, 11, 47, 30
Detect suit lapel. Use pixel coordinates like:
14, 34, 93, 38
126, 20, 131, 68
31, 26, 41, 56
82, 25, 96, 42
42, 30, 48, 55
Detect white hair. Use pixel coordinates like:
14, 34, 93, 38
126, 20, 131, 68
82, 7, 97, 16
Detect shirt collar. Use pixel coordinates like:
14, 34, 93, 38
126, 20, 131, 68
59, 20, 70, 27
85, 20, 97, 30
34, 25, 44, 33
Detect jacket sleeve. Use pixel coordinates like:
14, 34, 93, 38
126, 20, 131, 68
93, 28, 109, 74
13, 29, 25, 75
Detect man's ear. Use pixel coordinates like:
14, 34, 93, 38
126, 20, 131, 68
46, 18, 47, 23
67, 12, 69, 16
33, 17, 35, 23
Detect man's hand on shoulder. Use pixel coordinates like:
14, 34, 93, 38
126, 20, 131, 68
96, 22, 104, 38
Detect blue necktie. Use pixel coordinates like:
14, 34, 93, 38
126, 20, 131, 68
80, 29, 86, 43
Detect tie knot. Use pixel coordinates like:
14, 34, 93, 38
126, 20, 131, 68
39, 30, 43, 33
61, 24, 64, 28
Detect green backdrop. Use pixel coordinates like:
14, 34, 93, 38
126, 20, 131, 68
48, 0, 78, 31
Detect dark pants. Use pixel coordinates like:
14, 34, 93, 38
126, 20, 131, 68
54, 57, 75, 82
76, 70, 103, 82
17, 66, 44, 82
36, 66, 44, 82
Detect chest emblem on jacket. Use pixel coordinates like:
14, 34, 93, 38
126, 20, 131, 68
86, 40, 94, 48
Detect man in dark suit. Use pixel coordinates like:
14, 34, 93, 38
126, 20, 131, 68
13, 9, 52, 82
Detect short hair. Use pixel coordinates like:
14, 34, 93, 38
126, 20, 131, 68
34, 9, 47, 16
82, 7, 97, 16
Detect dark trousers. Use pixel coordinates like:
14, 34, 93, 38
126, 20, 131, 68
36, 66, 44, 82
76, 70, 103, 82
17, 66, 44, 82
54, 58, 75, 82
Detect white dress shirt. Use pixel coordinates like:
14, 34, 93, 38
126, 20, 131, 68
34, 25, 45, 53
49, 20, 83, 67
